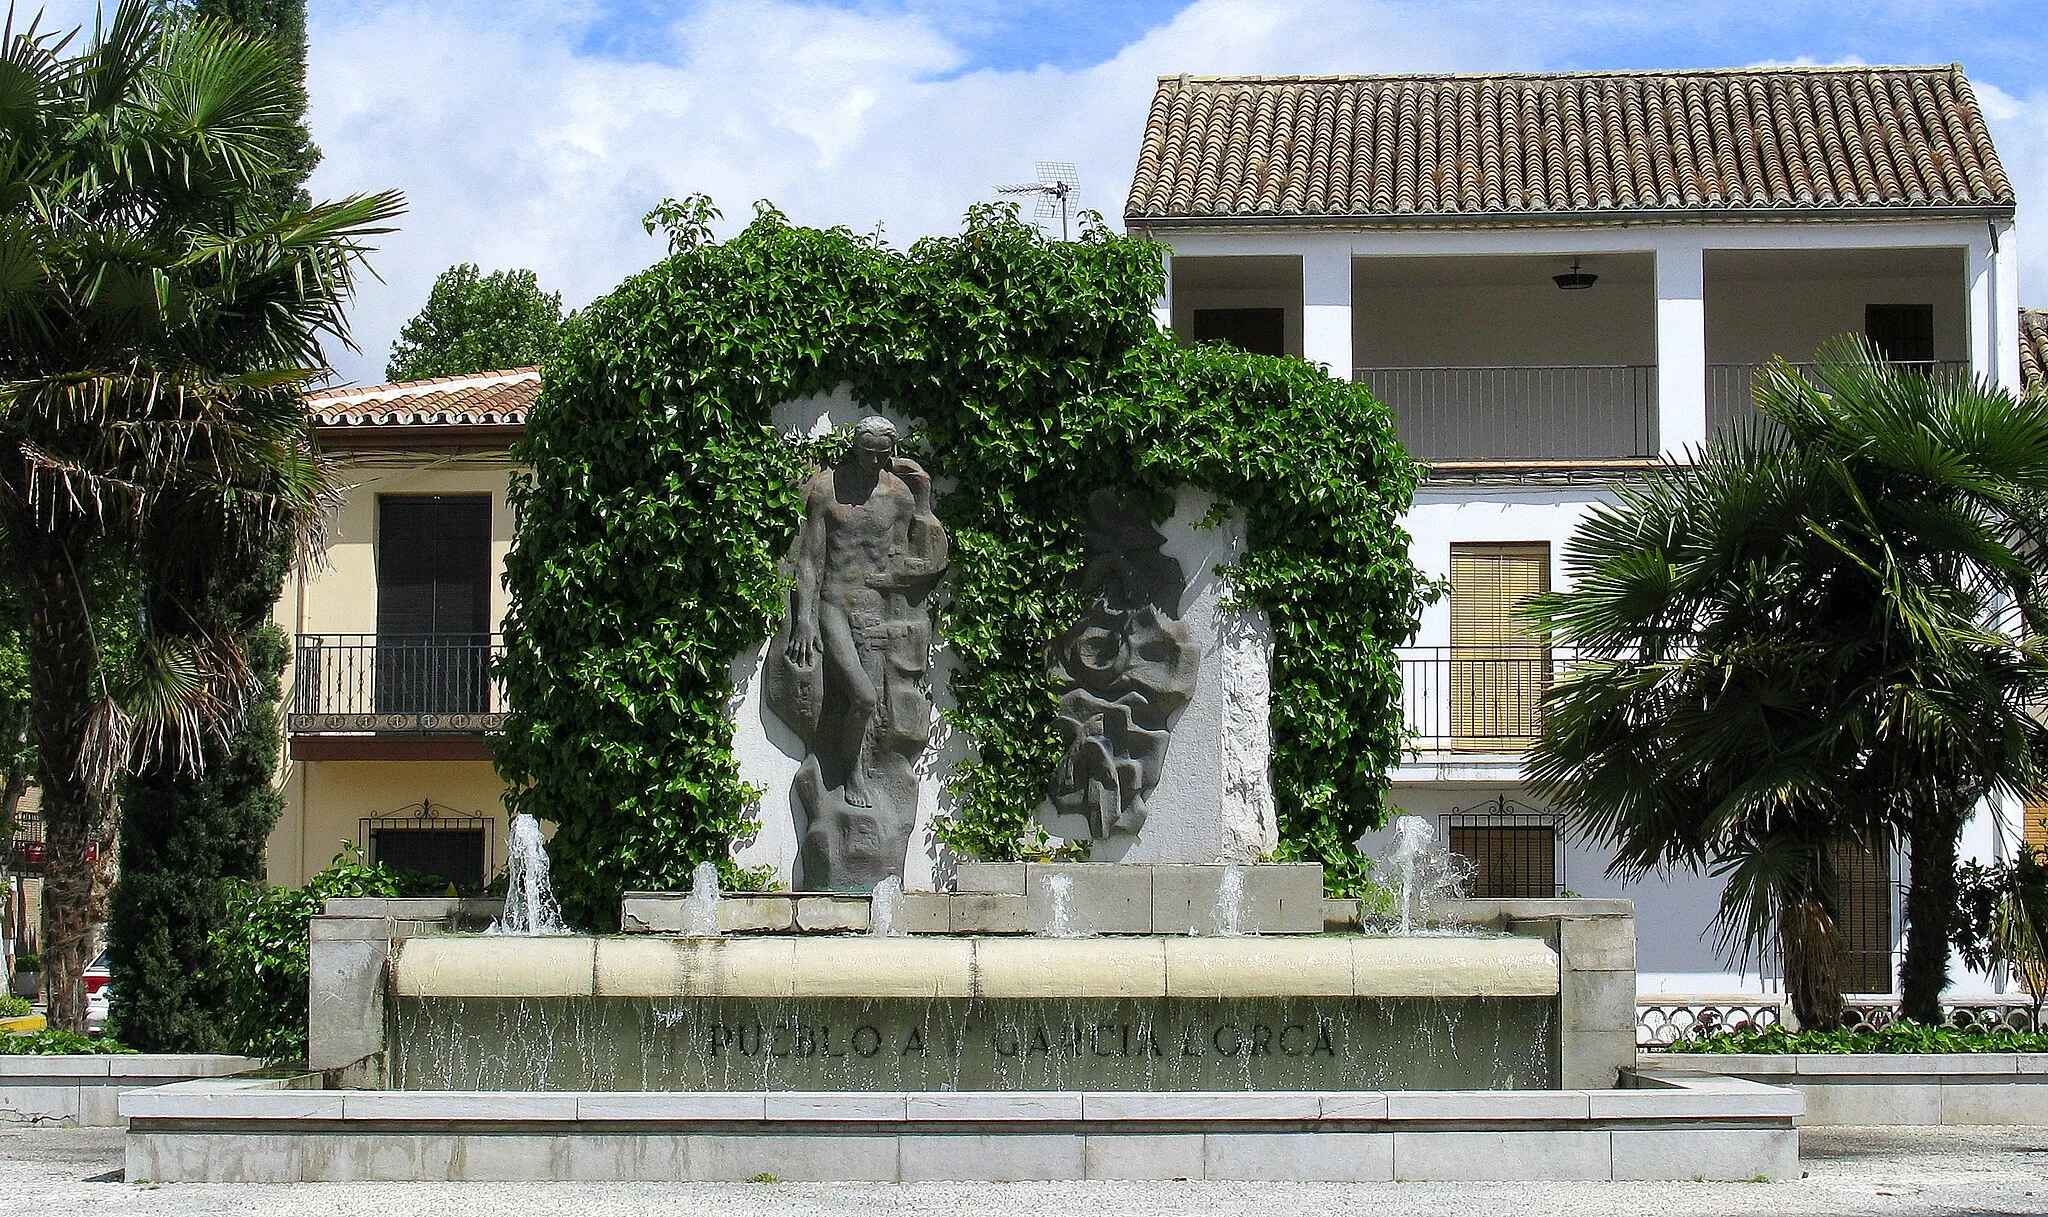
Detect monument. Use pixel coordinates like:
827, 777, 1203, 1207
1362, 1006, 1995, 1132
766, 416, 947, 890
1040, 489, 1200, 841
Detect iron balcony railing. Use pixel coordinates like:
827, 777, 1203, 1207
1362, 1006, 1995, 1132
1397, 645, 1589, 752
291, 634, 506, 735
1708, 359, 1971, 435
1353, 365, 1658, 462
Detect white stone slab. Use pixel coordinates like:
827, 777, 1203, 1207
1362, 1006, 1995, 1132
1611, 1128, 1798, 1181
763, 1093, 909, 1121
340, 1092, 581, 1121
1079, 1092, 1322, 1121
1392, 1129, 1612, 1181
899, 1133, 1084, 1181
575, 1093, 768, 1121
1385, 1090, 1591, 1121
1084, 1133, 1206, 1180
391, 936, 594, 999
1204, 1131, 1393, 1181
905, 1092, 1084, 1121
690, 1133, 900, 1181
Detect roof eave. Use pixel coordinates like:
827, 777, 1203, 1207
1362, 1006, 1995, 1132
315, 422, 525, 451
1125, 203, 2014, 232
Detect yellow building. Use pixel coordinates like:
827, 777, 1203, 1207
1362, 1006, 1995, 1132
267, 369, 532, 888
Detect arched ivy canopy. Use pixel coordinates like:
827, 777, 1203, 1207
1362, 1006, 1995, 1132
496, 203, 1433, 928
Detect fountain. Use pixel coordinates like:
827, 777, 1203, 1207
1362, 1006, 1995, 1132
488, 812, 565, 935
1042, 873, 1082, 937
679, 860, 722, 937
1372, 814, 1473, 935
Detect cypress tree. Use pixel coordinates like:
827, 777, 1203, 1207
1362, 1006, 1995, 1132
106, 0, 318, 1050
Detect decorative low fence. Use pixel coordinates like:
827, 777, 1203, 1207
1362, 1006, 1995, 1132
1637, 996, 2041, 1046
292, 634, 506, 735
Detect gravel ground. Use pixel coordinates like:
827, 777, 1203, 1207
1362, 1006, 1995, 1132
5, 1125, 2046, 1216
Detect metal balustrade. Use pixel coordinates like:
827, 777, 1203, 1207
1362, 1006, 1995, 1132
292, 634, 506, 735
1397, 645, 1588, 752
1708, 360, 1970, 436
1354, 365, 1657, 462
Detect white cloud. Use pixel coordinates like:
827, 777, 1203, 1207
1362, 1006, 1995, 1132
1976, 81, 2048, 310
304, 0, 1529, 383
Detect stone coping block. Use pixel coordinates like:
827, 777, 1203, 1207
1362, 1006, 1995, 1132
1647, 1052, 2048, 1077
391, 932, 1559, 1001
0, 1054, 259, 1080
123, 1072, 1790, 1128
120, 1074, 1799, 1182
1638, 1057, 2044, 1126
2, 1055, 263, 1128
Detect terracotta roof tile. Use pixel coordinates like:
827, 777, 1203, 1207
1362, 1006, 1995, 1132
1126, 67, 2013, 225
2024, 310, 2048, 395
306, 368, 538, 428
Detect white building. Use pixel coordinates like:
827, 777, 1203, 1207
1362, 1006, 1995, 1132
1126, 66, 2031, 1016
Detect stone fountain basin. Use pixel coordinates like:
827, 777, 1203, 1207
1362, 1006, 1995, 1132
389, 934, 1559, 1000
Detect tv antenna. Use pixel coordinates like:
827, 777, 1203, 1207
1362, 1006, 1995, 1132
997, 161, 1080, 240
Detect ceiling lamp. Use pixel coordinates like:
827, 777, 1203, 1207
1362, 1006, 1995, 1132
1553, 257, 1598, 291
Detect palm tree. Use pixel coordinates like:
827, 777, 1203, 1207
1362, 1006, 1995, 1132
0, 2, 401, 1029
1529, 338, 2048, 1028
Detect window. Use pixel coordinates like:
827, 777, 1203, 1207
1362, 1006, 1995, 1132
1449, 825, 1558, 898
1864, 304, 1935, 365
1448, 542, 1551, 747
376, 496, 492, 715
1191, 308, 1286, 358
1830, 839, 1895, 995
2025, 794, 2048, 856
368, 827, 487, 893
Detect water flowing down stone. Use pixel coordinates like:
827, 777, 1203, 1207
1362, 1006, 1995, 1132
869, 875, 905, 937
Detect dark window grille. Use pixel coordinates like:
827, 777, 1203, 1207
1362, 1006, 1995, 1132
362, 804, 493, 893
1830, 839, 1896, 996
1442, 798, 1561, 898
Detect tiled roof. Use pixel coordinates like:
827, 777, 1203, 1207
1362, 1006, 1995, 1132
1127, 67, 2013, 225
305, 368, 538, 428
2025, 310, 2048, 395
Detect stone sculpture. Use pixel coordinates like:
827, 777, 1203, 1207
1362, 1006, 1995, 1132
766, 416, 948, 890
1040, 489, 1200, 840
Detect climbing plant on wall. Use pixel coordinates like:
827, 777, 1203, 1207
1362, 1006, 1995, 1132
496, 201, 1431, 927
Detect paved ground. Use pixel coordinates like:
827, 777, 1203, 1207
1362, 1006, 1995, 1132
4, 1124, 2046, 1216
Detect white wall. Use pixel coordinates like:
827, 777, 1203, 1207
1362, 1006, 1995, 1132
1706, 272, 1969, 365
1352, 272, 1655, 368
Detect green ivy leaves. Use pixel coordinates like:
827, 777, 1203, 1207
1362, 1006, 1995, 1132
496, 204, 1432, 927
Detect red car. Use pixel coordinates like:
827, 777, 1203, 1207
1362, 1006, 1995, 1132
84, 950, 111, 999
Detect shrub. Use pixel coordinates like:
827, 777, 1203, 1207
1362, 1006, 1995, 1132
211, 848, 399, 1062
0, 994, 30, 1017
0, 1029, 135, 1055
1659, 1020, 2048, 1054
12, 953, 38, 973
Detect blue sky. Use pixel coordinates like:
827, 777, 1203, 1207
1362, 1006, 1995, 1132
38, 1, 2043, 383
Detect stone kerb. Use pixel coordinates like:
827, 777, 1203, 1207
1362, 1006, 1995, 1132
120, 1072, 1800, 1182
1641, 1053, 2048, 1125
1, 1054, 260, 1127
308, 897, 499, 1081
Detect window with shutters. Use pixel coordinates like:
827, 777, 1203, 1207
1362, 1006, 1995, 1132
1864, 303, 1935, 365
368, 827, 488, 892
2025, 795, 2048, 857
375, 496, 492, 716
1830, 839, 1896, 995
1448, 542, 1551, 748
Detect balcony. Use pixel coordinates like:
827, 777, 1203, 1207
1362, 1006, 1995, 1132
1398, 645, 1585, 753
291, 635, 505, 758
1356, 365, 1658, 463
1708, 359, 1971, 437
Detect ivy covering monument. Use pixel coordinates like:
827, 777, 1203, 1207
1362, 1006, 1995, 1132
495, 202, 1431, 926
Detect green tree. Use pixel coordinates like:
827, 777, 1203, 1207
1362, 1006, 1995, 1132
1530, 339, 2048, 1028
0, 1, 401, 1030
108, 0, 324, 1054
385, 264, 564, 381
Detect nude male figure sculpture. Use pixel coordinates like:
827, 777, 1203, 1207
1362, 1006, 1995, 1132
766, 416, 947, 889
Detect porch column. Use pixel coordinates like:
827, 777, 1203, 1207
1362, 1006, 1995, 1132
1971, 220, 2021, 393
1654, 240, 1708, 456
1301, 243, 1354, 378
1152, 245, 1173, 333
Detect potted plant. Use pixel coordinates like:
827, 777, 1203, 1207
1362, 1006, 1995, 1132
10, 953, 38, 1001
